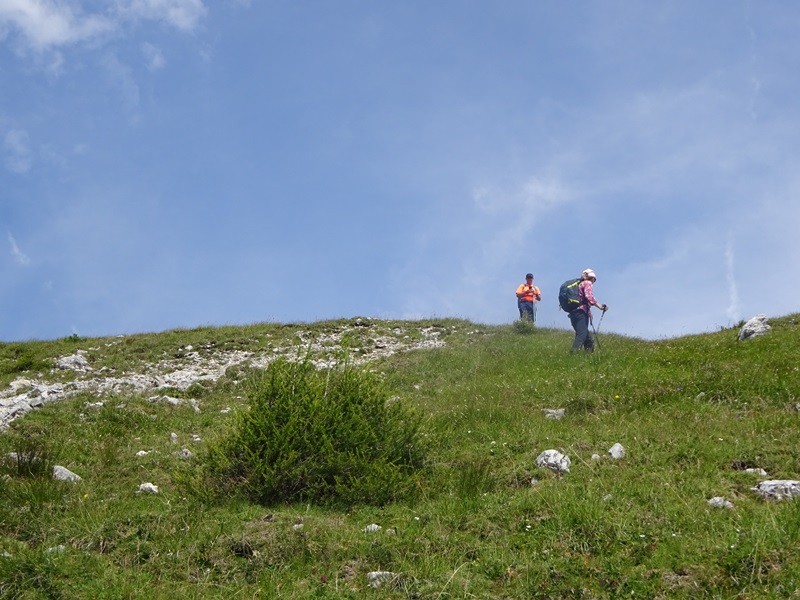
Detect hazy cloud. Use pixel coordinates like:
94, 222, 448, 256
725, 234, 741, 323
473, 177, 572, 218
8, 233, 30, 266
101, 53, 141, 115
3, 129, 33, 173
141, 41, 165, 70
121, 0, 207, 32
471, 176, 573, 258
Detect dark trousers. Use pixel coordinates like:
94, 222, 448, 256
569, 309, 594, 352
518, 300, 535, 322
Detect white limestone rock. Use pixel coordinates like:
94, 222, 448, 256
52, 465, 82, 482
367, 571, 398, 588
542, 408, 566, 420
536, 449, 571, 474
56, 351, 91, 372
137, 482, 159, 494
708, 496, 734, 509
752, 480, 800, 500
608, 443, 626, 459
738, 314, 771, 341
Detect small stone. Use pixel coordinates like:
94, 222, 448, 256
362, 523, 382, 533
536, 449, 570, 474
367, 571, 397, 588
542, 408, 566, 420
608, 443, 626, 459
137, 482, 159, 494
745, 468, 768, 476
174, 448, 193, 459
708, 496, 734, 509
52, 465, 82, 482
149, 395, 182, 406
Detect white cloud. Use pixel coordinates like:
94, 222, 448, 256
4, 128, 32, 173
8, 233, 30, 266
0, 0, 207, 55
0, 0, 114, 51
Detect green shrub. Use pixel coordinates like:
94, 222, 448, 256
512, 318, 537, 335
206, 357, 425, 506
2, 348, 51, 375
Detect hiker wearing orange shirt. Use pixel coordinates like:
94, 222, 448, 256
516, 273, 542, 323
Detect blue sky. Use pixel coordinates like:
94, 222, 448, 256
2, 1, 799, 342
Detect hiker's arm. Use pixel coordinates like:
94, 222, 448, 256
586, 287, 607, 311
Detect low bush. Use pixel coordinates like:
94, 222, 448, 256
206, 357, 425, 506
512, 318, 537, 335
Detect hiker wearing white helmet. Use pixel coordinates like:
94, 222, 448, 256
569, 268, 608, 352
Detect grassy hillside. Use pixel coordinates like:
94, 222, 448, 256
1, 314, 799, 598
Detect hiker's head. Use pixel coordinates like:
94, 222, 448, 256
525, 273, 533, 281
582, 268, 596, 282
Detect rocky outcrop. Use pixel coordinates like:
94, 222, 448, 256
0, 322, 450, 429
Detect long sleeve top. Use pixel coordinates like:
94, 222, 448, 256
577, 280, 601, 313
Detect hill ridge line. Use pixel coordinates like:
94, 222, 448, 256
0, 322, 451, 429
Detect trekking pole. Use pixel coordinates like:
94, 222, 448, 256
592, 307, 607, 350
591, 321, 601, 351
597, 309, 606, 332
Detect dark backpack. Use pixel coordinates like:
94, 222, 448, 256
558, 278, 582, 312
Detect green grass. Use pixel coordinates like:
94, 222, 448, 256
1, 314, 799, 598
